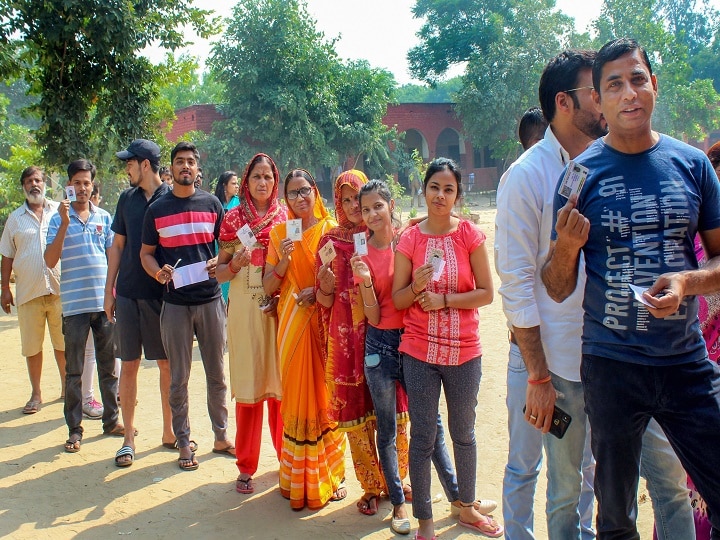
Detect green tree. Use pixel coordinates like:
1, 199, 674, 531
207, 0, 399, 176
593, 0, 720, 139
0, 0, 219, 168
158, 54, 225, 110
395, 77, 462, 103
409, 0, 580, 160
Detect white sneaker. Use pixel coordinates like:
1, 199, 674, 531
82, 398, 104, 419
450, 499, 498, 517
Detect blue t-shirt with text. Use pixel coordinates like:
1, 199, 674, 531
552, 135, 720, 365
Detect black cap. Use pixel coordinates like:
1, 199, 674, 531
116, 139, 161, 165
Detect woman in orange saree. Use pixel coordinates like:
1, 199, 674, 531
263, 169, 346, 510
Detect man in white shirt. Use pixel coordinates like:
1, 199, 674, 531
495, 50, 693, 539
0, 166, 66, 414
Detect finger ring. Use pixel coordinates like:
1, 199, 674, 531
298, 301, 303, 306
530, 415, 537, 421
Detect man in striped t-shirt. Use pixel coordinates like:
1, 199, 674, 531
140, 141, 233, 471
45, 159, 122, 453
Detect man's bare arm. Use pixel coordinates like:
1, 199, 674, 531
541, 195, 588, 302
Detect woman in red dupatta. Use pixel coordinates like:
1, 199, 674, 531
263, 169, 346, 510
315, 170, 388, 516
216, 154, 286, 495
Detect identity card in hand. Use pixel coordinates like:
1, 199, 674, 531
319, 241, 337, 265
354, 232, 368, 256
429, 248, 445, 281
66, 186, 77, 202
286, 219, 303, 241
237, 224, 258, 248
629, 283, 656, 308
558, 160, 589, 199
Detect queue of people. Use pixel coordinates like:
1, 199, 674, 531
3, 36, 720, 540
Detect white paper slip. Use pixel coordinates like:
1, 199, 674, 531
237, 224, 258, 248
429, 249, 445, 281
66, 186, 77, 202
558, 161, 589, 199
354, 232, 368, 256
628, 283, 654, 307
319, 241, 337, 265
286, 219, 302, 241
172, 260, 210, 289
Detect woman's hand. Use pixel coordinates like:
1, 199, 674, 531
261, 296, 279, 317
279, 237, 295, 261
412, 262, 433, 292
230, 246, 251, 271
350, 255, 371, 284
416, 290, 444, 311
295, 286, 316, 307
317, 263, 335, 294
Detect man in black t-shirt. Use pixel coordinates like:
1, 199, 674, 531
105, 139, 173, 467
140, 141, 233, 471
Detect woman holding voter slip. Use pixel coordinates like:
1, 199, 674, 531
216, 154, 286, 495
263, 169, 346, 510
392, 158, 501, 539
315, 170, 395, 518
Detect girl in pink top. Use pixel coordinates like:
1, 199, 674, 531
392, 158, 501, 539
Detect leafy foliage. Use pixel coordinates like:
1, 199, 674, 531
593, 0, 720, 140
207, 0, 399, 176
0, 0, 219, 168
410, 0, 579, 161
395, 77, 463, 103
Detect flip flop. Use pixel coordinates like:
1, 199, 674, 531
178, 452, 199, 471
115, 446, 135, 467
64, 434, 81, 453
162, 440, 198, 452
330, 480, 347, 502
357, 494, 379, 516
212, 444, 236, 456
403, 483, 413, 502
236, 476, 254, 494
458, 515, 504, 538
23, 400, 41, 414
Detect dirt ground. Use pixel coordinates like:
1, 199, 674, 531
0, 204, 655, 539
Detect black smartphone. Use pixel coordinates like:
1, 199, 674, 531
523, 405, 573, 439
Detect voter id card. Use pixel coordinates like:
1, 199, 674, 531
354, 232, 368, 256
558, 161, 588, 199
429, 248, 445, 281
286, 219, 302, 241
319, 241, 337, 266
236, 224, 258, 248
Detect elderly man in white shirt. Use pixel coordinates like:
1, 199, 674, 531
1, 166, 66, 414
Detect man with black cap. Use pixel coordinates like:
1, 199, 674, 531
105, 139, 176, 467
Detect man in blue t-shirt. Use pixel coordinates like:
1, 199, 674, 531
45, 159, 122, 453
140, 141, 233, 471
542, 38, 720, 538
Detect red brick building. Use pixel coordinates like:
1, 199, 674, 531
167, 102, 502, 192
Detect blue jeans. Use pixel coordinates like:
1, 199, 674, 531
544, 372, 590, 539
403, 354, 482, 520
583, 354, 720, 539
504, 343, 596, 540
640, 418, 694, 540
63, 311, 118, 435
365, 327, 460, 506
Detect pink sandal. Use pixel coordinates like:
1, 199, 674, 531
458, 514, 504, 538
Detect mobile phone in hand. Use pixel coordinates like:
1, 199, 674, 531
523, 404, 573, 439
